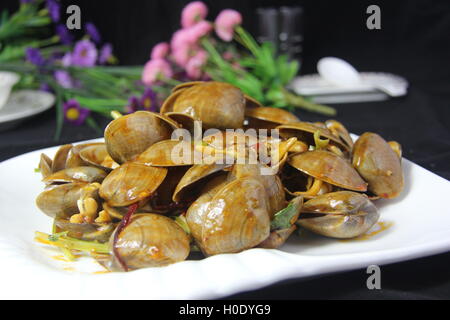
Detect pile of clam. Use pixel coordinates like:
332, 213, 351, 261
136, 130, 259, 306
35, 82, 404, 272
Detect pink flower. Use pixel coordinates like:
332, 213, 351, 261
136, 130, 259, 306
170, 26, 206, 68
186, 50, 208, 79
215, 9, 242, 42
186, 21, 212, 42
181, 1, 208, 28
222, 51, 235, 61
171, 29, 194, 51
172, 46, 191, 68
151, 42, 170, 60
142, 59, 173, 85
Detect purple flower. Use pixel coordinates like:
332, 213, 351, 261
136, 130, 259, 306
26, 48, 45, 66
54, 70, 74, 88
71, 40, 98, 67
40, 83, 53, 93
85, 22, 102, 44
63, 99, 90, 125
140, 88, 158, 112
61, 52, 72, 67
56, 24, 73, 45
125, 96, 140, 114
99, 43, 113, 64
46, 0, 60, 22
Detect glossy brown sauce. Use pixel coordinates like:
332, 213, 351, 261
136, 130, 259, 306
341, 221, 393, 242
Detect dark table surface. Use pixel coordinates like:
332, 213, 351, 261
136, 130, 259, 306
1, 52, 449, 299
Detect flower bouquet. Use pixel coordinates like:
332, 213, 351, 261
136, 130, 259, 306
0, 0, 164, 139
142, 1, 336, 116
0, 0, 336, 140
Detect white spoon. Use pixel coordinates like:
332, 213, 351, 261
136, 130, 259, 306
317, 57, 407, 97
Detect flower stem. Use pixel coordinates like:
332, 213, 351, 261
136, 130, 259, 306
282, 88, 337, 116
160, 76, 181, 87
35, 231, 110, 254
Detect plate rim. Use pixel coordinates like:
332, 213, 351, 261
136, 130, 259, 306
0, 89, 55, 124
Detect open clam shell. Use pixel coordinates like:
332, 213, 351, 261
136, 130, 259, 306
43, 166, 107, 184
99, 162, 168, 207
36, 183, 86, 219
78, 144, 118, 171
51, 144, 73, 173
325, 120, 354, 150
277, 122, 349, 152
172, 163, 230, 203
288, 150, 367, 192
160, 82, 246, 130
135, 140, 196, 167
104, 111, 179, 164
298, 191, 379, 239
38, 153, 53, 179
245, 107, 300, 130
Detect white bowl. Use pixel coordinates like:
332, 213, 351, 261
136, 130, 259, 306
0, 72, 20, 110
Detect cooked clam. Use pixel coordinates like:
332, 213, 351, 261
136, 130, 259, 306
352, 133, 404, 198
36, 183, 86, 219
79, 144, 118, 171
104, 111, 179, 164
135, 140, 196, 167
298, 191, 379, 239
99, 162, 168, 207
325, 120, 354, 150
172, 163, 229, 202
288, 150, 367, 192
43, 166, 107, 184
245, 107, 300, 130
54, 218, 116, 243
277, 122, 349, 152
111, 214, 190, 270
161, 82, 256, 130
229, 164, 286, 217
38, 153, 53, 179
186, 176, 270, 256
51, 144, 73, 173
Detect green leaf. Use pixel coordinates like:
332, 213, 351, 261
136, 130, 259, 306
271, 197, 303, 231
0, 10, 9, 27
266, 86, 286, 104
53, 87, 64, 141
286, 60, 300, 83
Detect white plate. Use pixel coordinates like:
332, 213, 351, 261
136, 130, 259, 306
0, 90, 55, 131
0, 140, 449, 299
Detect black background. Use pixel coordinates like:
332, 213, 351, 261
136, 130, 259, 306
1, 0, 450, 299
